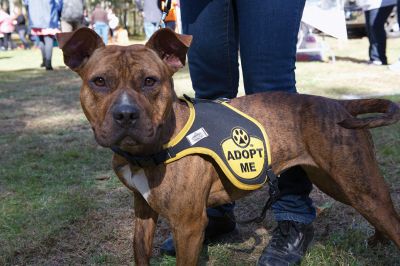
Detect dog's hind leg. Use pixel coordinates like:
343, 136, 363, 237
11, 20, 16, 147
305, 166, 397, 247
132, 191, 159, 266
312, 147, 400, 248
339, 171, 400, 249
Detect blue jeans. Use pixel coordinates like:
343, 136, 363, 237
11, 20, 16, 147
181, 0, 316, 224
144, 21, 159, 40
364, 5, 395, 64
17, 28, 30, 49
94, 22, 109, 44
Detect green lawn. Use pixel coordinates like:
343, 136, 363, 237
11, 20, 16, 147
0, 36, 399, 265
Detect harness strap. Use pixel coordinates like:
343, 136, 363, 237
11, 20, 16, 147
111, 146, 176, 167
235, 169, 281, 224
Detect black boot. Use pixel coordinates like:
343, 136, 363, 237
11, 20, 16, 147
45, 60, 53, 71
40, 58, 45, 67
257, 221, 314, 266
160, 212, 236, 256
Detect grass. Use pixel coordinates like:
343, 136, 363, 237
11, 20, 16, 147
0, 36, 400, 265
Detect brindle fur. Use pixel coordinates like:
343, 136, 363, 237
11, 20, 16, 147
57, 28, 400, 265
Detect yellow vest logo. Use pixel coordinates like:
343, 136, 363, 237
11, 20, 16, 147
221, 127, 265, 179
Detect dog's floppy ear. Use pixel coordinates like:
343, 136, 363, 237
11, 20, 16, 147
56, 28, 105, 71
146, 28, 192, 73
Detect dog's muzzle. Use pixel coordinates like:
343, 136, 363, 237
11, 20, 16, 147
112, 104, 140, 128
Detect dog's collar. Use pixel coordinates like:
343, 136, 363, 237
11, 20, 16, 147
110, 145, 174, 168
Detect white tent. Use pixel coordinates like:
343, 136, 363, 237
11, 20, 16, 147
298, 0, 347, 62
302, 0, 348, 40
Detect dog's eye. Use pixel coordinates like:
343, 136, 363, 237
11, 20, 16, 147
93, 77, 106, 87
144, 77, 157, 87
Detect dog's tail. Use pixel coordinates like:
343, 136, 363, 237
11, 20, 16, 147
338, 98, 400, 129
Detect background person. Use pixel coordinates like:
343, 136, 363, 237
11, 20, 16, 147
363, 0, 396, 65
91, 4, 109, 44
0, 8, 16, 51
13, 6, 31, 49
106, 7, 119, 41
135, 0, 161, 40
389, 0, 400, 70
82, 8, 90, 27
161, 1, 316, 265
158, 0, 178, 31
61, 0, 84, 32
25, 0, 63, 70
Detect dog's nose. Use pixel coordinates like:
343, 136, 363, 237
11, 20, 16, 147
112, 104, 140, 127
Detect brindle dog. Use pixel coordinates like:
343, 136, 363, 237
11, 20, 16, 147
57, 28, 400, 265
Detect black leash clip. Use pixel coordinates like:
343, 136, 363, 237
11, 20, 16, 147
236, 168, 281, 225
266, 168, 280, 202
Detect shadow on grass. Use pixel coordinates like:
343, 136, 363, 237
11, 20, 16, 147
0, 68, 82, 135
335, 56, 369, 64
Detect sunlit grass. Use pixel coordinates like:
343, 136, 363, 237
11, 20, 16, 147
0, 36, 399, 265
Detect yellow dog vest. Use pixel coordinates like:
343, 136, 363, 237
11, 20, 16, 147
111, 96, 273, 191
162, 97, 272, 190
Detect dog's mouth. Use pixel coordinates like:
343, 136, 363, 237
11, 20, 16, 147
119, 136, 138, 146
94, 124, 159, 153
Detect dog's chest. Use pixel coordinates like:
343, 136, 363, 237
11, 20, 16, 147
120, 165, 151, 202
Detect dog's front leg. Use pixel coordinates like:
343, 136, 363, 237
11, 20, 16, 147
132, 191, 159, 266
171, 208, 208, 266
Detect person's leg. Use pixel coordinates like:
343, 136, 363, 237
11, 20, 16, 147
235, 0, 314, 218
181, 0, 239, 99
18, 29, 30, 49
144, 21, 158, 40
43, 35, 54, 70
3, 33, 9, 51
365, 10, 375, 62
94, 22, 108, 44
103, 24, 109, 44
165, 21, 176, 31
99, 23, 109, 44
8, 33, 17, 50
270, 167, 315, 222
235, 1, 315, 265
236, 0, 304, 93
389, 0, 400, 69
38, 35, 46, 67
373, 5, 395, 64
94, 22, 102, 39
0, 37, 4, 50
365, 6, 394, 64
181, 0, 237, 220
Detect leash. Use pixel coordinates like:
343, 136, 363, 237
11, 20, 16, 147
159, 0, 171, 29
235, 168, 281, 225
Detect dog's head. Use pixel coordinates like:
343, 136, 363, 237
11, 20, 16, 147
57, 28, 192, 155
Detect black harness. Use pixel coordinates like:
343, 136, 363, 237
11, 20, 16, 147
111, 96, 280, 222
